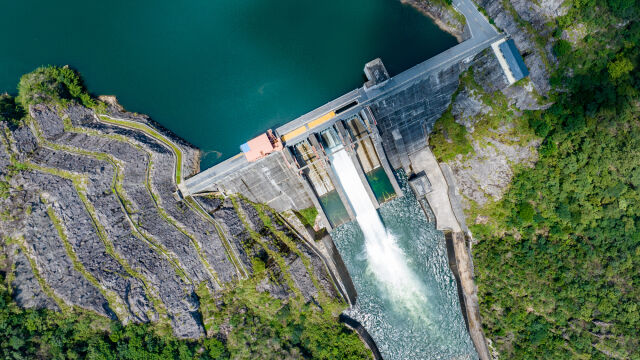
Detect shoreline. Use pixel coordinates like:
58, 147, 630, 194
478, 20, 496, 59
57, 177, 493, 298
400, 0, 469, 42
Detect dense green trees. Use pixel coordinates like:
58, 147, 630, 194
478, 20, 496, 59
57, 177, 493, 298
16, 66, 104, 111
0, 94, 24, 127
471, 1, 640, 358
0, 227, 368, 360
0, 274, 227, 359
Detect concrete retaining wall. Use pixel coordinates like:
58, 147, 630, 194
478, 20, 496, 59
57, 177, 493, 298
321, 235, 358, 306
339, 314, 384, 360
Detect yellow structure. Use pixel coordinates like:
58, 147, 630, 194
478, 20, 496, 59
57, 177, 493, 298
281, 126, 308, 142
280, 111, 336, 143
308, 111, 336, 129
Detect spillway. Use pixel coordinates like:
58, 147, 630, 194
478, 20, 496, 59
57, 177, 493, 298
330, 150, 476, 359
330, 149, 428, 318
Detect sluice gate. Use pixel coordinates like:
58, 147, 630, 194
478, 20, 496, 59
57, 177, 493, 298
280, 108, 401, 229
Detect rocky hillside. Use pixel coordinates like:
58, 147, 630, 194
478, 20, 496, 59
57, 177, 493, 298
402, 0, 470, 41
429, 0, 569, 218
0, 67, 369, 358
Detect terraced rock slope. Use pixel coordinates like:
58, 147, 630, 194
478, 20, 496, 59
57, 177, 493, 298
0, 77, 347, 341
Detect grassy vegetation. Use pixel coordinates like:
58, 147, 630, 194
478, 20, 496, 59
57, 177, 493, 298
12, 236, 70, 313
98, 115, 183, 183
20, 159, 170, 326
45, 203, 130, 320
297, 206, 319, 228
209, 273, 369, 359
16, 66, 106, 113
500, 0, 552, 69
254, 203, 325, 297
1, 66, 371, 359
476, 5, 496, 26
230, 196, 303, 299
430, 0, 467, 27
0, 94, 24, 128
430, 68, 537, 163
184, 196, 248, 278
27, 115, 193, 292
52, 115, 212, 286
0, 270, 227, 360
429, 106, 474, 162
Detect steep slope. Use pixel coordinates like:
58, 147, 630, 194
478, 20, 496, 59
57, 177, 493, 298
0, 67, 370, 358
427, 1, 640, 358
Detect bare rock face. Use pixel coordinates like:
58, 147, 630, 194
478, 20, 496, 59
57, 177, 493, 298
449, 135, 540, 207
475, 0, 562, 95
452, 89, 491, 133
1, 99, 342, 339
472, 49, 510, 94
12, 125, 38, 155
443, 47, 542, 210
509, 0, 568, 32
10, 248, 59, 311
401, 0, 470, 42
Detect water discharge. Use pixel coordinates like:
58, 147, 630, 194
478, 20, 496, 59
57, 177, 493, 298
330, 149, 430, 320
329, 151, 476, 359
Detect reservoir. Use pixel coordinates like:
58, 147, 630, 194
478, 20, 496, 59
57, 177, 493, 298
0, 0, 455, 167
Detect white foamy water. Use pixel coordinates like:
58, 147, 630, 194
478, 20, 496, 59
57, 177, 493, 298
330, 149, 430, 319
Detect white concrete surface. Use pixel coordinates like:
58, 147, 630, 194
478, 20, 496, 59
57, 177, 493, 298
410, 148, 462, 232
491, 38, 516, 84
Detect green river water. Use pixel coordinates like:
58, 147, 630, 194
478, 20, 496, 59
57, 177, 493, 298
1, 1, 476, 359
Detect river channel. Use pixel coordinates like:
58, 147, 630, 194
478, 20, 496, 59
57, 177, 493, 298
332, 177, 477, 359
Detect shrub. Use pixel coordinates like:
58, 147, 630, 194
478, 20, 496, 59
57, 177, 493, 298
17, 66, 98, 109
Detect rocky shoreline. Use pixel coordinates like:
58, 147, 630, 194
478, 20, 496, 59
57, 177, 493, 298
401, 0, 470, 42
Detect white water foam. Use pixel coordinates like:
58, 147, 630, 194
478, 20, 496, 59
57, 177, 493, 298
330, 149, 430, 320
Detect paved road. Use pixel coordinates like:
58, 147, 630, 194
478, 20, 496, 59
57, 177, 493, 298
361, 0, 501, 102
183, 0, 503, 196
274, 0, 502, 144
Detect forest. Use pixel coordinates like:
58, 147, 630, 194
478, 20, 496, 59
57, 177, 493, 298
472, 0, 640, 358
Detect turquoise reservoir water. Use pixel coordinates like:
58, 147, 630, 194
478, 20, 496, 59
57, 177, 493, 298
332, 178, 477, 359
0, 0, 455, 167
